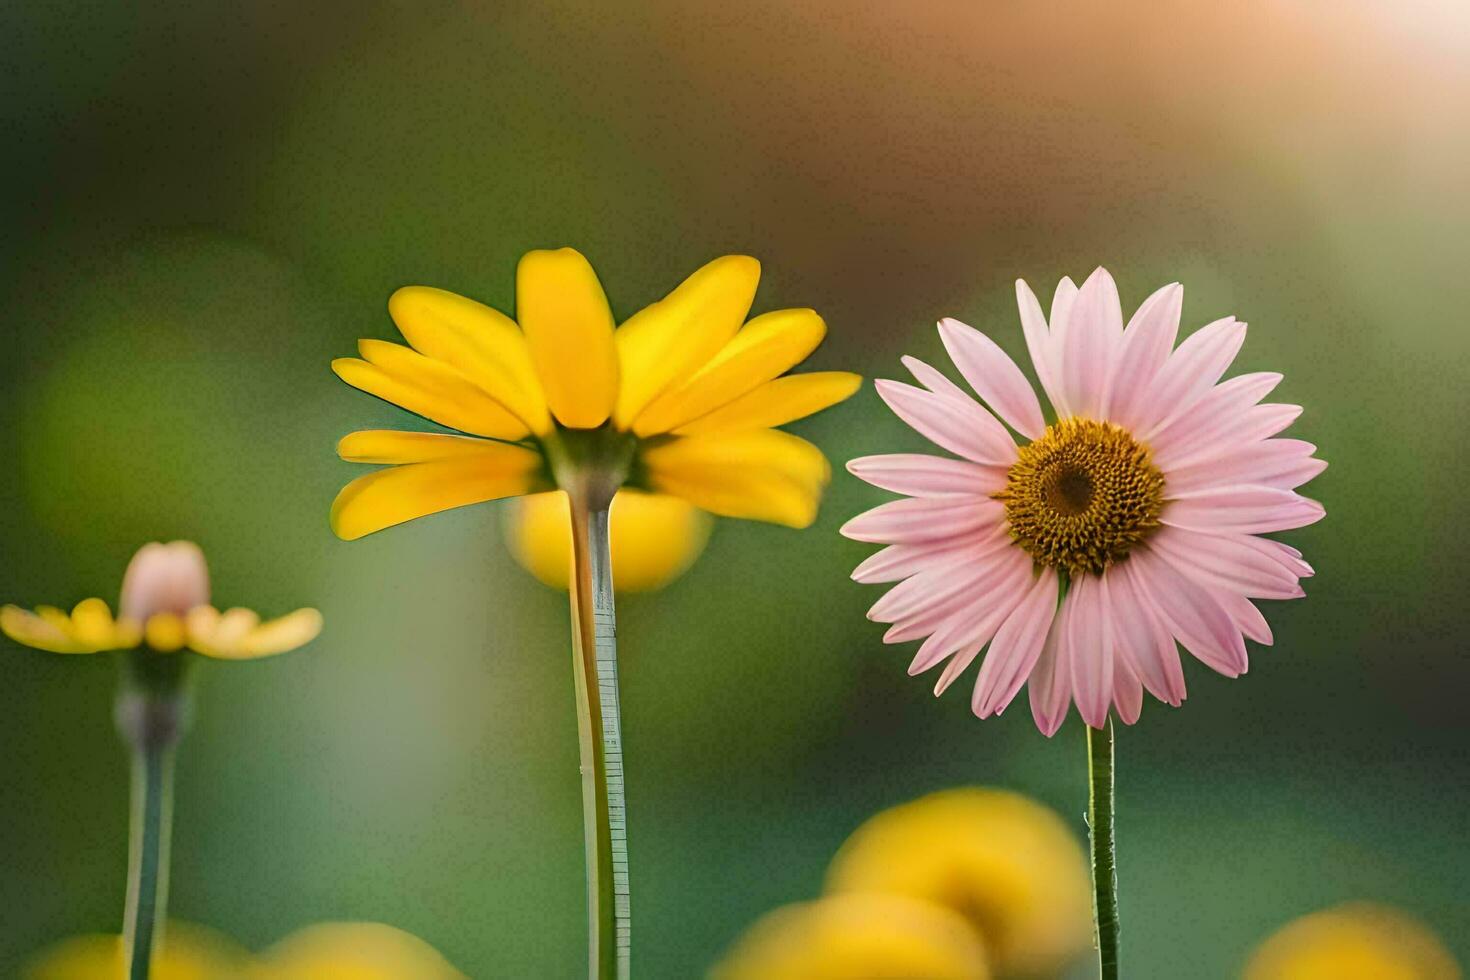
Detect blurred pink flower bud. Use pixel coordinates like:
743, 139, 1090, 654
118, 541, 211, 622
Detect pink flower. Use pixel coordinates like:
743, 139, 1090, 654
844, 269, 1325, 734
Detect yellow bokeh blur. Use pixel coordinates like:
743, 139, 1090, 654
710, 892, 989, 980
253, 922, 466, 980
24, 923, 252, 980
825, 788, 1091, 978
1244, 903, 1461, 980
503, 488, 713, 592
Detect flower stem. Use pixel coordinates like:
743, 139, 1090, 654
567, 492, 630, 980
1086, 718, 1119, 980
115, 655, 189, 980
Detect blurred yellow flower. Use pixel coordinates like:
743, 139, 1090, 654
711, 893, 990, 980
1, 541, 322, 660
825, 788, 1091, 978
504, 488, 713, 592
1244, 903, 1461, 980
253, 923, 466, 980
330, 248, 860, 540
25, 922, 253, 980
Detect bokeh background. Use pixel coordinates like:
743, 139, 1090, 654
3, 1, 1468, 975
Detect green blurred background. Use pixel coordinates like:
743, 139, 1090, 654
2, 1, 1467, 975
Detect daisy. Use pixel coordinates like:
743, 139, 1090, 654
2, 541, 321, 980
844, 268, 1324, 734
843, 268, 1325, 978
330, 248, 858, 979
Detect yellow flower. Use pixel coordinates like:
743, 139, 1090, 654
25, 922, 253, 980
824, 788, 1091, 978
1, 541, 322, 660
711, 893, 990, 980
330, 249, 860, 541
253, 923, 466, 980
503, 489, 713, 592
1244, 903, 1461, 980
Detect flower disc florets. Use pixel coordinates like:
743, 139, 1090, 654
998, 417, 1164, 576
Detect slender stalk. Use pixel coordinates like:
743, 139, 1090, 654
567, 491, 630, 980
115, 654, 189, 980
1086, 718, 1119, 980
123, 739, 174, 978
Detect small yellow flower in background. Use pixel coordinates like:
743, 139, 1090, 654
253, 922, 467, 980
1244, 903, 1461, 980
711, 893, 990, 980
330, 248, 860, 542
1, 541, 322, 660
504, 489, 714, 591
25, 922, 253, 980
825, 788, 1091, 978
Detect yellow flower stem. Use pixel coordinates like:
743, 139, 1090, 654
1086, 718, 1119, 980
566, 486, 631, 980
114, 653, 190, 980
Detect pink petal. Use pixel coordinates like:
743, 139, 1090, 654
972, 568, 1059, 718
1148, 372, 1282, 464
1066, 573, 1115, 729
875, 379, 1016, 467
1154, 404, 1304, 472
933, 567, 1036, 697
1162, 485, 1325, 535
1106, 282, 1182, 429
907, 551, 1032, 676
850, 528, 1006, 584
1136, 317, 1247, 437
1059, 268, 1123, 420
1016, 278, 1070, 418
1113, 652, 1144, 725
1107, 564, 1186, 706
1215, 589, 1273, 645
937, 318, 1046, 439
841, 495, 1004, 544
867, 546, 1010, 623
1128, 547, 1248, 677
1165, 438, 1326, 494
1028, 602, 1073, 736
1147, 526, 1305, 600
847, 454, 1007, 497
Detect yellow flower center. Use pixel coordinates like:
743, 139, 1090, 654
998, 418, 1165, 576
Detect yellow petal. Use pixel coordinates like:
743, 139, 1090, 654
1, 605, 86, 653
612, 255, 760, 429
337, 430, 516, 464
672, 371, 862, 436
516, 248, 619, 429
333, 346, 528, 441
388, 285, 552, 434
331, 447, 543, 541
145, 613, 187, 652
504, 489, 714, 592
69, 597, 116, 648
633, 308, 826, 436
641, 429, 832, 528
193, 607, 322, 660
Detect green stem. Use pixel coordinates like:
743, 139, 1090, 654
1086, 718, 1119, 980
567, 492, 630, 980
115, 654, 188, 980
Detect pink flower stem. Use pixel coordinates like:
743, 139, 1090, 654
1087, 718, 1119, 980
566, 488, 631, 980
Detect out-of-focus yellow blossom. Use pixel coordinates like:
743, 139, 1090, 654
825, 788, 1090, 978
1243, 903, 1461, 980
711, 893, 990, 980
330, 248, 860, 541
253, 923, 466, 980
25, 922, 253, 980
1, 541, 321, 660
504, 488, 713, 591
